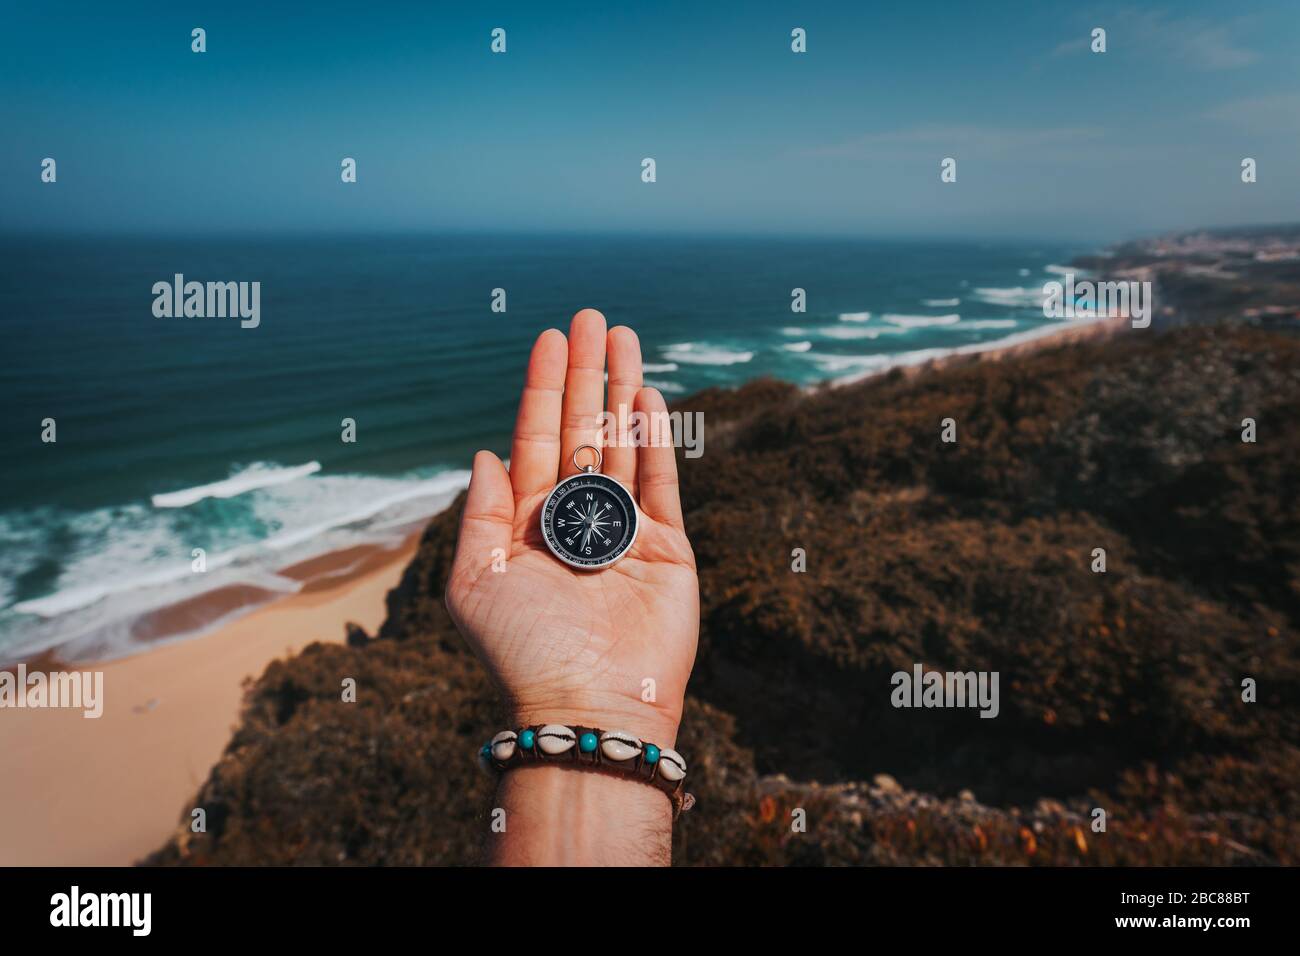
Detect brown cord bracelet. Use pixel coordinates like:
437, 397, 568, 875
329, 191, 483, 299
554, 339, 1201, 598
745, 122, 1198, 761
479, 724, 694, 820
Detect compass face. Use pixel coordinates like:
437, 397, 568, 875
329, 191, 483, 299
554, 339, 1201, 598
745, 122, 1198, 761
540, 472, 638, 570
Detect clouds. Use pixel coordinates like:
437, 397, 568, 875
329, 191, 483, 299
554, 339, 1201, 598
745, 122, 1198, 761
804, 124, 1109, 162
1169, 17, 1261, 69
1052, 8, 1261, 70
1204, 91, 1300, 126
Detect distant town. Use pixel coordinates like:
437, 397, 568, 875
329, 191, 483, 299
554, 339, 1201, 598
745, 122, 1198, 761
1076, 225, 1300, 330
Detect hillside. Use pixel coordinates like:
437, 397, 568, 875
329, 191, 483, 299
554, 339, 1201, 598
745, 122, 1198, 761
146, 322, 1300, 866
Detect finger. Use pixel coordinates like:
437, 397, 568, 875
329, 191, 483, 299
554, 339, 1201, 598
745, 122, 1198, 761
634, 387, 685, 531
509, 328, 567, 499
560, 308, 607, 477
451, 450, 515, 580
603, 325, 643, 492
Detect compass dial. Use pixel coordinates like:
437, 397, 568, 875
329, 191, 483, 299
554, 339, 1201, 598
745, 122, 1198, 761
540, 472, 638, 569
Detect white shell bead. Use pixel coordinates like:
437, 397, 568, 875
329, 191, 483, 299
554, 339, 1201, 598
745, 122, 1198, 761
599, 730, 642, 762
490, 730, 517, 761
537, 724, 577, 755
657, 747, 687, 781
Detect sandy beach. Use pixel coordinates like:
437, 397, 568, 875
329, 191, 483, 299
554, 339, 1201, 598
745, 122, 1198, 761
0, 535, 418, 867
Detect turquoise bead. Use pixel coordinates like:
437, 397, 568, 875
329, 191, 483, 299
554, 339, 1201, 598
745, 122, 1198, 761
519, 729, 536, 749
479, 743, 490, 757
644, 744, 660, 764
579, 732, 598, 753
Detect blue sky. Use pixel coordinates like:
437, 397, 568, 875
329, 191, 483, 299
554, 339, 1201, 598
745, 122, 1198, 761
3, 0, 1298, 239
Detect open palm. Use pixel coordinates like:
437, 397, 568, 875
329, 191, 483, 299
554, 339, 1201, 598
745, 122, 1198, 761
444, 310, 698, 746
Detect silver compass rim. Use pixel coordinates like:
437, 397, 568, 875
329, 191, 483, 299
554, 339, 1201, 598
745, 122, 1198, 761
539, 470, 639, 571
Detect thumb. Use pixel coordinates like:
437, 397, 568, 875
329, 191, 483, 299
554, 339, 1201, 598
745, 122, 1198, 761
450, 450, 515, 583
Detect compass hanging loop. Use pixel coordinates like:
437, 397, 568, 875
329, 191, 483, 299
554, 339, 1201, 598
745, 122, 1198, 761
572, 443, 603, 474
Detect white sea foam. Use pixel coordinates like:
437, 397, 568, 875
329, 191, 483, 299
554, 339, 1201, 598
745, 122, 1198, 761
13, 469, 468, 619
781, 327, 807, 336
883, 313, 962, 328
799, 352, 893, 374
801, 345, 947, 377
644, 378, 685, 393
922, 298, 961, 307
817, 325, 904, 340
781, 341, 813, 352
151, 461, 322, 508
642, 363, 679, 373
1044, 263, 1090, 277
837, 311, 872, 322
2, 466, 470, 663
826, 314, 1110, 387
971, 286, 1047, 309
800, 344, 964, 375
662, 343, 754, 366
956, 319, 1018, 330
255, 470, 471, 554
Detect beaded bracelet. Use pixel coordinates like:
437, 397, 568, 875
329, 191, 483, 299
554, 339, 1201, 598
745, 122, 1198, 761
478, 724, 695, 819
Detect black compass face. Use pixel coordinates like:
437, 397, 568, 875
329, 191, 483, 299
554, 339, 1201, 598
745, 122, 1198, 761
540, 472, 638, 569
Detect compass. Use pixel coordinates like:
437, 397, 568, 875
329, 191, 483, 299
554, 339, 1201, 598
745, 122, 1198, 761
540, 444, 638, 570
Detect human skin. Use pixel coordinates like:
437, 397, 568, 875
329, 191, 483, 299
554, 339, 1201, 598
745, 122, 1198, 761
444, 309, 700, 866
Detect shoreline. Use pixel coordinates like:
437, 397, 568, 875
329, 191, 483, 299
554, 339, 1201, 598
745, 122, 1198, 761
116, 529, 429, 657
0, 534, 418, 866
826, 313, 1131, 389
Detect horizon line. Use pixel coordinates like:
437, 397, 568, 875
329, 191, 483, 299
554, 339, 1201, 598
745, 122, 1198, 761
4, 222, 1298, 246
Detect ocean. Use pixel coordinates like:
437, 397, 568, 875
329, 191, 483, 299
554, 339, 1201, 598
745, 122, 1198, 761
0, 234, 1090, 662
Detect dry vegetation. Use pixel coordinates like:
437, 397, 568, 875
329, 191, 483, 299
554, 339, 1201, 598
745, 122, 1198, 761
147, 324, 1300, 866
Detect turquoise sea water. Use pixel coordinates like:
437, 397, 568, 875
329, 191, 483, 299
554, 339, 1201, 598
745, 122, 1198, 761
0, 234, 1089, 660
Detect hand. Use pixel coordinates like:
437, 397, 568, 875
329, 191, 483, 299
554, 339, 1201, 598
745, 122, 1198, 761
445, 309, 699, 749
